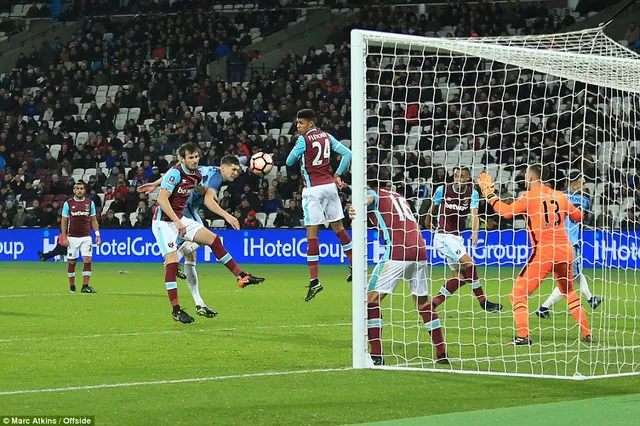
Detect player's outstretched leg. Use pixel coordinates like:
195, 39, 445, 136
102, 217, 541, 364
183, 255, 218, 318
462, 263, 502, 312
417, 298, 448, 364
195, 229, 265, 287
68, 260, 77, 293
507, 260, 548, 345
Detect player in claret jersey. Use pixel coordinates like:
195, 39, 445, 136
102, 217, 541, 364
286, 109, 353, 302
425, 167, 503, 312
152, 143, 264, 324
140, 154, 253, 319
61, 182, 101, 293
478, 165, 593, 345
349, 167, 448, 366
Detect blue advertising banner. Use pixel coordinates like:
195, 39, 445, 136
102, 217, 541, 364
0, 229, 638, 268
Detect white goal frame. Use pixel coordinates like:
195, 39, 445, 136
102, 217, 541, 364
349, 28, 640, 379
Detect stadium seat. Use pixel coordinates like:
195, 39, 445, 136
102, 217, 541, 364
211, 219, 225, 228
114, 213, 125, 223
256, 212, 267, 226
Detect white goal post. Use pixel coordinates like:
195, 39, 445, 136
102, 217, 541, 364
350, 27, 640, 379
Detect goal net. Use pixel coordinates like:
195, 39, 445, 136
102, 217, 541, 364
350, 27, 640, 379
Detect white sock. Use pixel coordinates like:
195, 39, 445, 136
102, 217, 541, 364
541, 287, 564, 309
184, 261, 205, 307
578, 273, 593, 300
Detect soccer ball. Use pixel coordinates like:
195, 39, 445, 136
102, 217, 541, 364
249, 152, 274, 176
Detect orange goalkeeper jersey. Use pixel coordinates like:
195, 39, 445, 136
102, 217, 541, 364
489, 185, 582, 259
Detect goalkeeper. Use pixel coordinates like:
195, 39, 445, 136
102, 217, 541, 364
536, 172, 602, 318
478, 166, 593, 345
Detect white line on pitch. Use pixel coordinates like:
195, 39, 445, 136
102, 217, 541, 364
0, 367, 353, 396
0, 322, 352, 344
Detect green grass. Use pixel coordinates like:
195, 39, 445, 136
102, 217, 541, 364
0, 262, 639, 426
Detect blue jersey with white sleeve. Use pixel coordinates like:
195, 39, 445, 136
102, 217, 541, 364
564, 190, 590, 246
184, 165, 224, 223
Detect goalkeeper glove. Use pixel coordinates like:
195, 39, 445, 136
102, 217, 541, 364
477, 172, 496, 199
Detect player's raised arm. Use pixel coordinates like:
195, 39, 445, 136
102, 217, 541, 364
478, 172, 526, 219
60, 201, 70, 246
566, 194, 584, 223
156, 168, 185, 235
425, 185, 444, 230
138, 177, 163, 193
286, 135, 306, 167
89, 200, 101, 244
470, 188, 480, 246
202, 187, 240, 230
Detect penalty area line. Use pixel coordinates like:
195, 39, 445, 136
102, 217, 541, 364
0, 367, 353, 396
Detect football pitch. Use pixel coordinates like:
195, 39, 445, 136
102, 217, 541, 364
1, 262, 640, 426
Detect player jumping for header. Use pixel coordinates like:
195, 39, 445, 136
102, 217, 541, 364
349, 166, 448, 366
152, 143, 264, 324
425, 167, 503, 312
536, 172, 602, 318
61, 181, 100, 294
478, 165, 593, 345
139, 154, 250, 318
286, 109, 353, 302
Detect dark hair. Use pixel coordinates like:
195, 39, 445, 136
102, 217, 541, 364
569, 171, 582, 182
178, 142, 198, 158
221, 155, 240, 167
367, 165, 390, 187
456, 166, 471, 176
296, 108, 316, 122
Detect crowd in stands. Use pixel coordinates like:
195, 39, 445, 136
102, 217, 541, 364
0, 1, 638, 232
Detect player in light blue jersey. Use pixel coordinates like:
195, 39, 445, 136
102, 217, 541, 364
140, 155, 264, 317
536, 172, 602, 318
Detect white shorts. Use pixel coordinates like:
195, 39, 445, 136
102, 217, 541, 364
302, 183, 344, 226
368, 260, 429, 296
152, 217, 204, 257
67, 236, 93, 259
433, 233, 467, 271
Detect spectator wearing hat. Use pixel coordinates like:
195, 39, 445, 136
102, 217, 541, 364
244, 210, 262, 229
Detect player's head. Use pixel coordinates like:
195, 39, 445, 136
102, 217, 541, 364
367, 165, 390, 188
178, 142, 199, 171
525, 164, 545, 188
220, 155, 241, 181
73, 181, 87, 198
454, 167, 471, 188
569, 171, 584, 191
296, 109, 316, 134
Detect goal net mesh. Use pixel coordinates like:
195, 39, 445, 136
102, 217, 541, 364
355, 27, 640, 378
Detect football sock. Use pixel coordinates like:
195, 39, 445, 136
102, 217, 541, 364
431, 277, 464, 308
307, 237, 319, 281
165, 262, 180, 313
578, 273, 593, 300
67, 262, 76, 289
82, 262, 92, 286
209, 237, 242, 276
419, 302, 446, 357
566, 290, 592, 338
463, 265, 487, 305
511, 284, 530, 338
184, 261, 205, 307
541, 287, 564, 309
367, 302, 382, 356
336, 229, 353, 266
